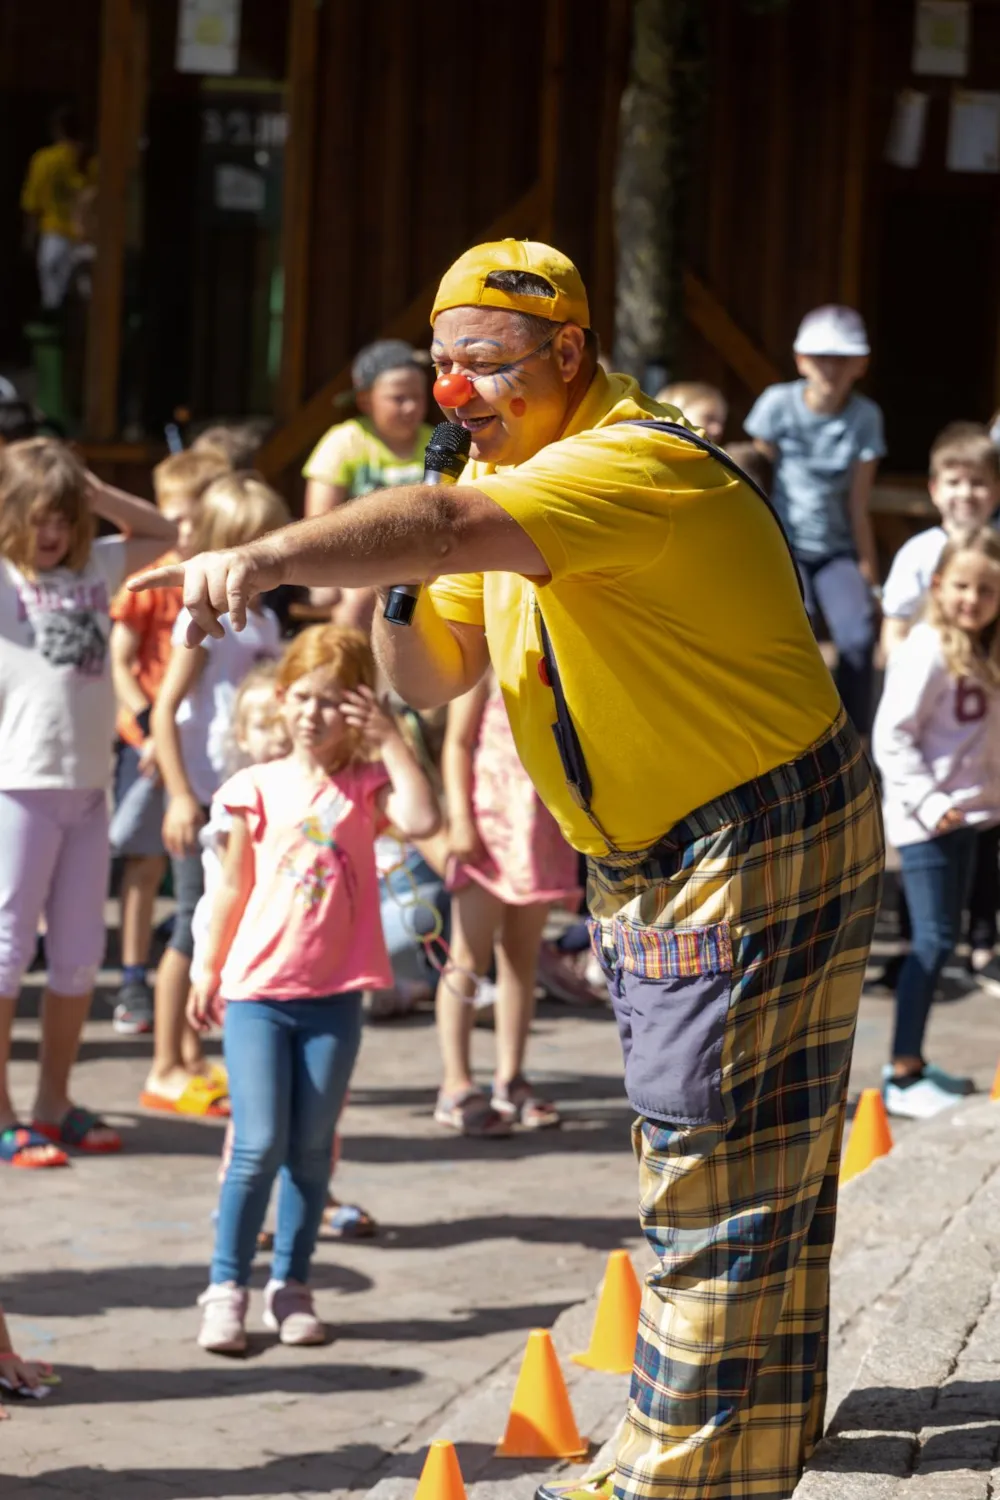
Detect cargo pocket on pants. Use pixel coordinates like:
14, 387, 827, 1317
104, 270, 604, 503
610, 919, 733, 1127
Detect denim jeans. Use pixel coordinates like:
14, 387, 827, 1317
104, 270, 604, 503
211, 995, 363, 1286
797, 553, 876, 734
895, 828, 977, 1060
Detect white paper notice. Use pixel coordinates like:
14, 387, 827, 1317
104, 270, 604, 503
177, 0, 241, 76
913, 0, 970, 77
885, 89, 929, 168
947, 90, 1000, 173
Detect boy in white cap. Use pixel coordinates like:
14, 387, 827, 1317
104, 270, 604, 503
746, 305, 886, 733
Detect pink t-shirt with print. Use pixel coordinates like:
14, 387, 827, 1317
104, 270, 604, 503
218, 757, 392, 1001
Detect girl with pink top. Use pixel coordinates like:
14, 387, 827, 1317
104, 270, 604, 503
189, 626, 438, 1355
434, 675, 579, 1137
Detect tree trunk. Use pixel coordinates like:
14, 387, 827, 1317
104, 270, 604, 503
613, 0, 706, 387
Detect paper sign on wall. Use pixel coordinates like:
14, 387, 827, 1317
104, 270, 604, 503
885, 89, 929, 168
177, 0, 242, 76
947, 90, 1000, 173
913, 0, 970, 77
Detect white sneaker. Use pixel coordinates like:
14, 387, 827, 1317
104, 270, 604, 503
196, 1281, 248, 1354
262, 1279, 325, 1345
882, 1074, 961, 1120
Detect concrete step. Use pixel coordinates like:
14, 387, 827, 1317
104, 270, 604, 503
796, 1099, 1000, 1498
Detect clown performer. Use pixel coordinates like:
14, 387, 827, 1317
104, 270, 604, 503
132, 241, 884, 1500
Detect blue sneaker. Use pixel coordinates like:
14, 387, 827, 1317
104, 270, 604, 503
881, 1067, 961, 1119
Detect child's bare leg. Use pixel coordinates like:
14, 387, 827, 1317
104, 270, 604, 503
0, 995, 61, 1163
494, 902, 551, 1087
436, 883, 501, 1096
33, 989, 119, 1147
120, 855, 166, 968
146, 948, 199, 1095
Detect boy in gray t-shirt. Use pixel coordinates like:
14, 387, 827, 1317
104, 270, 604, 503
745, 305, 886, 733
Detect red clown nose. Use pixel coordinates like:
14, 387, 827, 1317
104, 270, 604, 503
433, 371, 475, 408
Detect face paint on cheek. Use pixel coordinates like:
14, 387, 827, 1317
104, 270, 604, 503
509, 397, 527, 418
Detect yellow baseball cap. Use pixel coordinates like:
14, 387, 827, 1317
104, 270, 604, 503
430, 240, 590, 329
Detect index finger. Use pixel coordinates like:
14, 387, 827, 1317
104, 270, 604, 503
128, 564, 185, 594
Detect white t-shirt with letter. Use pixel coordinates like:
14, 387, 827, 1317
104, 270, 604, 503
0, 537, 127, 790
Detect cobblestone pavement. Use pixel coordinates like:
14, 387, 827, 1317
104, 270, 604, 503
3, 901, 1000, 1500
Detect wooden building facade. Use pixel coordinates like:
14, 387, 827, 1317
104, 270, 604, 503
3, 0, 1000, 544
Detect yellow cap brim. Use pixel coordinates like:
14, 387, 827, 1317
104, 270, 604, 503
431, 239, 590, 328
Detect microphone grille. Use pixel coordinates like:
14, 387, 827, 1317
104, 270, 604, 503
427, 421, 472, 460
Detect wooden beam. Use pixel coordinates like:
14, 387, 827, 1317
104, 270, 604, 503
593, 0, 632, 349
840, 0, 872, 307
538, 0, 567, 243
683, 271, 781, 395
276, 0, 320, 422
257, 181, 544, 480
84, 0, 132, 440
377, 1, 413, 328
761, 6, 789, 357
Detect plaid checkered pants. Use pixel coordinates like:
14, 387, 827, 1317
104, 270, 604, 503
587, 710, 884, 1499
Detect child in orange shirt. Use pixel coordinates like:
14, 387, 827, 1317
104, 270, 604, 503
108, 449, 229, 1034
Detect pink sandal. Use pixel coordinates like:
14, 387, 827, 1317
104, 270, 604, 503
433, 1087, 511, 1137
492, 1076, 561, 1130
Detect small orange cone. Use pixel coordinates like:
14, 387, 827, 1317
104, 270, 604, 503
991, 1058, 1000, 1101
414, 1440, 467, 1500
571, 1249, 642, 1374
496, 1329, 588, 1460
839, 1087, 893, 1185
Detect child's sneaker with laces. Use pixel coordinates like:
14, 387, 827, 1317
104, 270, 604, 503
263, 1279, 325, 1345
196, 1282, 248, 1354
881, 1068, 961, 1120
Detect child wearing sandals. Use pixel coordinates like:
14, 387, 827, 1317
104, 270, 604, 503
0, 439, 177, 1169
145, 474, 289, 1119
189, 627, 438, 1353
434, 674, 580, 1137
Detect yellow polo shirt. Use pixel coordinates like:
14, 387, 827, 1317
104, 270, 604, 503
427, 369, 839, 856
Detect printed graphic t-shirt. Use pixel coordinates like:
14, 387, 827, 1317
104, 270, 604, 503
172, 606, 282, 806
0, 537, 127, 789
218, 758, 392, 1000
302, 417, 434, 497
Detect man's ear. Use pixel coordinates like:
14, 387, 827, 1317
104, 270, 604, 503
553, 323, 586, 385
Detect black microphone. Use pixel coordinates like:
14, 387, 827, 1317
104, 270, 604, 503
382, 421, 472, 626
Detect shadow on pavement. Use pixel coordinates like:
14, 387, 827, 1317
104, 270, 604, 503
25, 1359, 422, 1409
3, 1259, 373, 1315
805, 1381, 1000, 1478
374, 1210, 639, 1252
28, 1441, 549, 1497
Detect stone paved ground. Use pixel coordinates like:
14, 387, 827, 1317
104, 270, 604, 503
3, 881, 1000, 1500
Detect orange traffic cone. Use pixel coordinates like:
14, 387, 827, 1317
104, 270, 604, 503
572, 1249, 642, 1374
991, 1058, 1000, 1101
496, 1329, 588, 1460
839, 1087, 893, 1185
414, 1440, 467, 1500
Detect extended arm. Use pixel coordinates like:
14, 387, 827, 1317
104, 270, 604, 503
848, 457, 881, 586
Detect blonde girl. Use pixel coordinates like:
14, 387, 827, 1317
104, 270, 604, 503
188, 626, 438, 1353
144, 474, 290, 1116
874, 527, 1000, 1119
0, 439, 177, 1167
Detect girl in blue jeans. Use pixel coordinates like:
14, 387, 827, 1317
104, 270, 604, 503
187, 626, 438, 1354
874, 529, 1000, 1120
